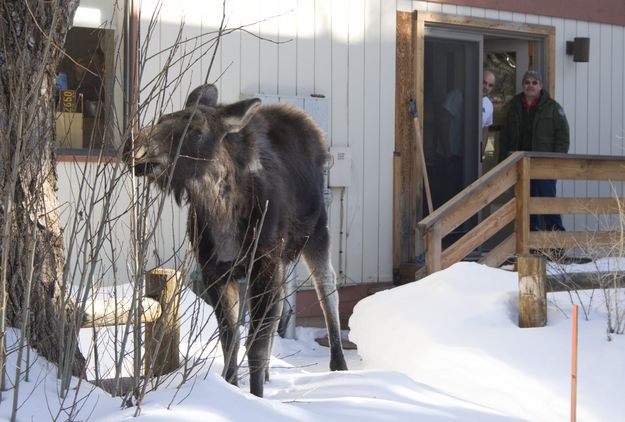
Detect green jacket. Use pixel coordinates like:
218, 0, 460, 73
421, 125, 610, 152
498, 90, 570, 162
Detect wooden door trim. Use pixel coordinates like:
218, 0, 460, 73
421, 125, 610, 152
393, 11, 556, 277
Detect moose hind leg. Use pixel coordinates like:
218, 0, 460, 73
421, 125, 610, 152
245, 260, 284, 397
303, 224, 348, 372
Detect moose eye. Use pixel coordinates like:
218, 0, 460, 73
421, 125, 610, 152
184, 127, 204, 141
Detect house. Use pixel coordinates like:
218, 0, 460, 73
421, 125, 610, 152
58, 0, 625, 323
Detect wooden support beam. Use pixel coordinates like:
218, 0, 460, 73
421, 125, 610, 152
425, 222, 442, 274
531, 156, 625, 181
479, 233, 516, 268
518, 255, 547, 328
529, 230, 622, 249
418, 152, 521, 232
393, 152, 402, 280
441, 198, 516, 269
515, 158, 531, 256
144, 268, 182, 377
395, 11, 418, 264
529, 197, 625, 215
398, 262, 421, 284
439, 164, 517, 238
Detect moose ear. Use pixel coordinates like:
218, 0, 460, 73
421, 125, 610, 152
222, 98, 262, 133
185, 84, 218, 108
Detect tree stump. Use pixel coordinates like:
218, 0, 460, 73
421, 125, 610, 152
144, 269, 181, 377
518, 255, 547, 328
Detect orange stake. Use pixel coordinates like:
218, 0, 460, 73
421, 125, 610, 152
571, 304, 579, 422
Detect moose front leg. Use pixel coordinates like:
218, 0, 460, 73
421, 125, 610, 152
206, 277, 241, 386
245, 261, 284, 397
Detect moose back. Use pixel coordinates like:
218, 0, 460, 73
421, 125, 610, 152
124, 84, 347, 397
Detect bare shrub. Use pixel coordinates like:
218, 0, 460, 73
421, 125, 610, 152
539, 188, 625, 339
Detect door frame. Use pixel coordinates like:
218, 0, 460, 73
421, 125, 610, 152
393, 11, 555, 280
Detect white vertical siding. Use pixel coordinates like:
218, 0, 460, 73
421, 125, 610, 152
587, 22, 602, 230
345, 0, 365, 283
361, 0, 381, 283
278, 0, 297, 96
611, 26, 625, 157
158, 2, 184, 112
379, 0, 396, 283
611, 24, 625, 217
123, 0, 625, 288
330, 0, 350, 281
220, 0, 242, 103
240, 1, 261, 97
134, 0, 397, 286
598, 24, 613, 202
57, 160, 191, 289
137, 0, 162, 125
296, 0, 315, 96
259, 3, 279, 95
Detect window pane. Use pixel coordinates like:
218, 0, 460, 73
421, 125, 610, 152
55, 27, 115, 152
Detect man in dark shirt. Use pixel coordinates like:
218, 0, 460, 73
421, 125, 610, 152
499, 70, 570, 233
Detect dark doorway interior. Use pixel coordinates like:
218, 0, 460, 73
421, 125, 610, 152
423, 36, 480, 245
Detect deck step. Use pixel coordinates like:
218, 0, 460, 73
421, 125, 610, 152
314, 336, 358, 350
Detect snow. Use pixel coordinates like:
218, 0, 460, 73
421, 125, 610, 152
0, 262, 622, 421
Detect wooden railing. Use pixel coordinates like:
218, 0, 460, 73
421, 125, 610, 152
417, 152, 625, 275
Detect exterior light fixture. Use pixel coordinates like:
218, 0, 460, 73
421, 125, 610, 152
566, 37, 590, 63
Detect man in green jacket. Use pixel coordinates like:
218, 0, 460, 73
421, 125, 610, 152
499, 70, 570, 232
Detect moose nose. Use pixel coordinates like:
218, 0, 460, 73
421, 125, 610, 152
122, 135, 135, 162
123, 132, 149, 175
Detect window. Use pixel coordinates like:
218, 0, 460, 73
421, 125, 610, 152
56, 1, 121, 155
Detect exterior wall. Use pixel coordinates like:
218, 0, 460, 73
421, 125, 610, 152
135, 0, 398, 287
409, 1, 625, 231
57, 159, 191, 289
59, 0, 625, 288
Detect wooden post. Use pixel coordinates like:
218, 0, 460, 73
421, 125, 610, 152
393, 152, 402, 283
144, 268, 181, 377
571, 304, 579, 422
515, 157, 531, 256
395, 11, 418, 265
425, 222, 442, 275
518, 255, 547, 328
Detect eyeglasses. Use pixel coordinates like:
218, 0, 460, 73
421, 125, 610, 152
523, 80, 540, 86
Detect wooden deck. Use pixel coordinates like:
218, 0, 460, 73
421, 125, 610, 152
417, 152, 625, 276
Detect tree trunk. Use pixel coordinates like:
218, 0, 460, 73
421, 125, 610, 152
0, 0, 84, 375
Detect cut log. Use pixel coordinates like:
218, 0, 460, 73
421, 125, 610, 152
82, 297, 161, 328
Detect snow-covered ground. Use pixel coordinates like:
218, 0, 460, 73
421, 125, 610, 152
0, 262, 622, 421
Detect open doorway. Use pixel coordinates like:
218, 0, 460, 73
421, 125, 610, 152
421, 27, 548, 249
423, 30, 480, 245
482, 37, 546, 176
392, 11, 556, 270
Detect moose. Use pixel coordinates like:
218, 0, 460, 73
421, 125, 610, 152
125, 84, 347, 397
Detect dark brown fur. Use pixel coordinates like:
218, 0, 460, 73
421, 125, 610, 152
125, 85, 347, 397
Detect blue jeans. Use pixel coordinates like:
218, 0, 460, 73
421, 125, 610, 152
530, 179, 565, 232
